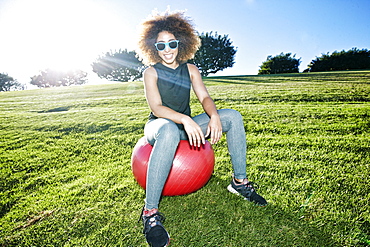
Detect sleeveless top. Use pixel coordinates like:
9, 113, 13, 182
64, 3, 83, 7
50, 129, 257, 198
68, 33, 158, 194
149, 63, 192, 130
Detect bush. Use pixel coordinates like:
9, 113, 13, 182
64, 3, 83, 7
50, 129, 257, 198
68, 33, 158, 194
258, 53, 301, 74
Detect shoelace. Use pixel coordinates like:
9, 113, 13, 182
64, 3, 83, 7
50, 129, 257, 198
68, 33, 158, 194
244, 181, 259, 191
235, 179, 259, 191
235, 181, 260, 198
142, 213, 166, 234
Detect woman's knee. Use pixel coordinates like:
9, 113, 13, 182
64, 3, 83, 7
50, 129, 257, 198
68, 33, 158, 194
219, 109, 243, 122
159, 121, 180, 139
146, 119, 180, 145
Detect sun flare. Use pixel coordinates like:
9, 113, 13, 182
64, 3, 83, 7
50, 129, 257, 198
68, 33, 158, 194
0, 0, 129, 77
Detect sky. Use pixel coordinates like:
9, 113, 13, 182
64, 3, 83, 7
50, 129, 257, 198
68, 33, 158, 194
0, 0, 369, 87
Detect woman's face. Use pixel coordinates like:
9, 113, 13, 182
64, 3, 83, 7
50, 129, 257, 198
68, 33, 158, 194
156, 31, 179, 68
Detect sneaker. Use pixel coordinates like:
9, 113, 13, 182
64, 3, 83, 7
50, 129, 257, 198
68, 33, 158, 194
141, 208, 170, 247
227, 177, 268, 206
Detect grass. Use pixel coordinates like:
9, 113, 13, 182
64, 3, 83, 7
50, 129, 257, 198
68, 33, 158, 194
0, 70, 369, 246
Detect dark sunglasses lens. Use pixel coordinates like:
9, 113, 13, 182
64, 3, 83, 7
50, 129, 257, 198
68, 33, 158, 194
169, 41, 178, 49
156, 43, 165, 51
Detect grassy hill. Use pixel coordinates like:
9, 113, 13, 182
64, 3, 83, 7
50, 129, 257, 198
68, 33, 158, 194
1, 70, 369, 246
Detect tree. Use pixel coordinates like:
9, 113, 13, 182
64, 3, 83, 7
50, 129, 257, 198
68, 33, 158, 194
0, 73, 24, 91
190, 32, 237, 77
92, 49, 145, 82
258, 53, 301, 75
30, 69, 88, 88
307, 47, 370, 72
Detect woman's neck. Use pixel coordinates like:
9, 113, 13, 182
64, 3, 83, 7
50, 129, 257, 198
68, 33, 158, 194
160, 60, 180, 69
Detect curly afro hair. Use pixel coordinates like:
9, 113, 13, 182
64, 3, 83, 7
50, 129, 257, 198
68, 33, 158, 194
137, 10, 201, 66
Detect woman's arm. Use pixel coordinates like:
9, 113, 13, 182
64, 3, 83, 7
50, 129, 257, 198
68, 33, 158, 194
143, 67, 205, 147
188, 64, 222, 144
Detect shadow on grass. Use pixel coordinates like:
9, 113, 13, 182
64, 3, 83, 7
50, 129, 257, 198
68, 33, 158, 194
213, 95, 370, 103
37, 106, 72, 113
34, 122, 145, 136
159, 176, 337, 246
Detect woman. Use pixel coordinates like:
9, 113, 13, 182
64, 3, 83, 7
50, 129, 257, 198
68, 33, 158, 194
136, 10, 267, 247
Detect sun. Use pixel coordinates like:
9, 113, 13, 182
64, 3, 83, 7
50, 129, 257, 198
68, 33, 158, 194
0, 0, 130, 78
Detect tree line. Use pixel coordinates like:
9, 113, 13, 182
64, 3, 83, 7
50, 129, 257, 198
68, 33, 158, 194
1, 31, 369, 91
258, 47, 370, 75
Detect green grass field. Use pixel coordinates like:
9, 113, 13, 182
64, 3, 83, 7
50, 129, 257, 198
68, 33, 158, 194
1, 70, 369, 246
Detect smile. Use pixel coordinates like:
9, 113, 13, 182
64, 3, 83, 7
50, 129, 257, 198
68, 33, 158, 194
163, 54, 174, 60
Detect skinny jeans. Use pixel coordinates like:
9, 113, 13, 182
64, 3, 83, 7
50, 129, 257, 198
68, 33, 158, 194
144, 109, 247, 209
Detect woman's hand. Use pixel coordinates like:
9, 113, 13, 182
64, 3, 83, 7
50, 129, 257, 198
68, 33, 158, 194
182, 116, 205, 147
205, 114, 222, 144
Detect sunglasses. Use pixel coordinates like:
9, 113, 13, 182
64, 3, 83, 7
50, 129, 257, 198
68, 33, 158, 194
154, 40, 179, 51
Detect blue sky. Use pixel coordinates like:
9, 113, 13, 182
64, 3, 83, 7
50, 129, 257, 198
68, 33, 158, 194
0, 0, 369, 85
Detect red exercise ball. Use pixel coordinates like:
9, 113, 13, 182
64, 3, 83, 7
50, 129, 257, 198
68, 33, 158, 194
131, 137, 215, 196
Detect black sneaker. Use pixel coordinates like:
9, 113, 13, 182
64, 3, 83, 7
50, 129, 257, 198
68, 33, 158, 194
141, 208, 170, 247
227, 178, 268, 206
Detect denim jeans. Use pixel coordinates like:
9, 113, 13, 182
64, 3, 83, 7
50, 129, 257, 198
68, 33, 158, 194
144, 109, 247, 209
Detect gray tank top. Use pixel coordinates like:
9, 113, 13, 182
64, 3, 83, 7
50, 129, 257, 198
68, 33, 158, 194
149, 63, 192, 129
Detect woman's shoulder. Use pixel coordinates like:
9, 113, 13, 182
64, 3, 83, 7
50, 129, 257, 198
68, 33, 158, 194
186, 63, 198, 70
186, 63, 201, 77
143, 66, 157, 75
143, 66, 158, 82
